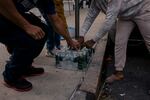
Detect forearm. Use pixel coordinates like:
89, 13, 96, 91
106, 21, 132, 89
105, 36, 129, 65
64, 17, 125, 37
93, 12, 118, 42
93, 20, 115, 42
93, 0, 121, 42
80, 2, 100, 36
48, 14, 72, 42
0, 0, 31, 31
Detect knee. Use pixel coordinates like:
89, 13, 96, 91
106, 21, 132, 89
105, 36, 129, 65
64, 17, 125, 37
35, 36, 47, 48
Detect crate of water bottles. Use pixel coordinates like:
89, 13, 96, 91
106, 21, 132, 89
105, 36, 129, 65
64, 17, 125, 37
55, 46, 94, 70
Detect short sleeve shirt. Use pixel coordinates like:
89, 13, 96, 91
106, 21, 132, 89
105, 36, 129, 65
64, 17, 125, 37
15, 0, 56, 15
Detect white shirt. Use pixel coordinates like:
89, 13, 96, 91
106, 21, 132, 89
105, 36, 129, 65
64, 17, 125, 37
80, 0, 143, 42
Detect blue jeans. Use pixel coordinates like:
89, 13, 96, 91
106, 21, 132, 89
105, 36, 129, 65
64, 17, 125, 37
46, 26, 61, 51
0, 14, 48, 80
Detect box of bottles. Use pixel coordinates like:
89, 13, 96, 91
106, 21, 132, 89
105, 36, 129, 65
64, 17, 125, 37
55, 47, 94, 70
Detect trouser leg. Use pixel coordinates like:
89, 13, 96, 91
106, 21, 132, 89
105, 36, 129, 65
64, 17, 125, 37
46, 26, 61, 50
1, 31, 46, 80
134, 10, 150, 52
46, 26, 55, 51
55, 32, 61, 49
115, 20, 135, 71
0, 15, 48, 80
136, 22, 150, 52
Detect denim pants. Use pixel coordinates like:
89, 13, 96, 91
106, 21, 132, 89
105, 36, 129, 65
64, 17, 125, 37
46, 26, 61, 51
0, 14, 48, 80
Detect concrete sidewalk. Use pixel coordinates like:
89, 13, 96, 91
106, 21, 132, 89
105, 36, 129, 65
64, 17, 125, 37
0, 9, 105, 100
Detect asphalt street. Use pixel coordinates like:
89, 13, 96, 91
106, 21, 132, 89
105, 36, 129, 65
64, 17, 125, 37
105, 44, 150, 100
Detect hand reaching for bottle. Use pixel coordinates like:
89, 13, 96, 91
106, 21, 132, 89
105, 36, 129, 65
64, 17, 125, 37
84, 39, 96, 48
77, 36, 84, 44
67, 39, 80, 50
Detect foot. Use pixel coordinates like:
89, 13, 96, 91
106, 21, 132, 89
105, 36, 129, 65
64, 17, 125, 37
45, 50, 55, 57
4, 77, 32, 92
106, 71, 124, 83
23, 66, 44, 77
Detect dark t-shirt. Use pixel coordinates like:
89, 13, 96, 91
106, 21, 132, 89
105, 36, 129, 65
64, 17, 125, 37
15, 0, 56, 15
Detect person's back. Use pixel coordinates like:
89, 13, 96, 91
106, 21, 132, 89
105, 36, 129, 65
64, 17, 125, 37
91, 0, 143, 19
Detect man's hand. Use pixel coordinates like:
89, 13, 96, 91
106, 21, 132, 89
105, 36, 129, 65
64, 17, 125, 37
84, 39, 96, 48
67, 40, 80, 50
24, 25, 45, 40
77, 36, 84, 44
76, 36, 85, 49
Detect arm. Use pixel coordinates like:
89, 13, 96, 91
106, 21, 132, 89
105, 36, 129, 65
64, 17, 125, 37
0, 0, 31, 30
48, 14, 79, 49
0, 0, 45, 40
48, 14, 72, 42
80, 0, 101, 37
92, 0, 122, 42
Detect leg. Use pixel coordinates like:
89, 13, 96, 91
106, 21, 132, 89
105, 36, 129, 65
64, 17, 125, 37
0, 14, 47, 91
46, 27, 55, 51
0, 30, 46, 91
106, 20, 135, 83
55, 32, 61, 49
115, 20, 135, 71
46, 26, 56, 57
135, 18, 150, 52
